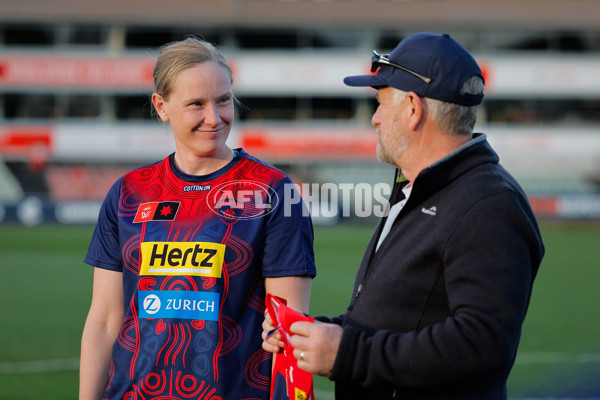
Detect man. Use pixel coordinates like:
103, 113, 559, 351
263, 32, 545, 399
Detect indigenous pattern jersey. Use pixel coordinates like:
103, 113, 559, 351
85, 149, 316, 400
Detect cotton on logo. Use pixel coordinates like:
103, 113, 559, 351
207, 180, 279, 221
143, 294, 161, 315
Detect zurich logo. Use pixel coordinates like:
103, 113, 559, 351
142, 294, 161, 315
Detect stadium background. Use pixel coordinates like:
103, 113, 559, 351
1, 0, 599, 398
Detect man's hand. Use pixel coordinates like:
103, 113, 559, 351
289, 320, 343, 378
261, 311, 284, 354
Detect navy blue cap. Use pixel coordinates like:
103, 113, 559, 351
344, 32, 484, 106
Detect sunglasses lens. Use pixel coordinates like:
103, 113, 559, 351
369, 51, 432, 83
371, 52, 381, 73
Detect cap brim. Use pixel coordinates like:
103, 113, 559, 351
343, 74, 388, 88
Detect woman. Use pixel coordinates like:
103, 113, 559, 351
80, 37, 315, 400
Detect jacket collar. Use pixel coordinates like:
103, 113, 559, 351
395, 133, 499, 203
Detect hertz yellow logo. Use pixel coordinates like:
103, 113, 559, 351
140, 242, 225, 277
295, 388, 308, 400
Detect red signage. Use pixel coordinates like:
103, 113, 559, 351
0, 125, 53, 155
0, 55, 155, 89
240, 126, 378, 161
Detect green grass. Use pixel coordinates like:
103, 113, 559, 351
0, 224, 94, 400
507, 223, 600, 397
1, 222, 599, 399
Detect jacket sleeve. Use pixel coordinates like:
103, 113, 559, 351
315, 315, 344, 325
330, 189, 544, 388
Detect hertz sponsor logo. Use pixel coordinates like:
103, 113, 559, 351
295, 388, 308, 400
140, 242, 225, 277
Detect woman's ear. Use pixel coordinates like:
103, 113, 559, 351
151, 93, 169, 122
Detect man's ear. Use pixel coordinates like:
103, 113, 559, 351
406, 91, 423, 131
151, 93, 169, 122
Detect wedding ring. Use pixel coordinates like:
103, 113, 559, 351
300, 351, 305, 361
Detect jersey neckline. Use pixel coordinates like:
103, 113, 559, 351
168, 148, 243, 182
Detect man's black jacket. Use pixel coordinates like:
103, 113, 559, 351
321, 134, 545, 399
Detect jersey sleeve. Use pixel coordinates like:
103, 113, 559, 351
84, 177, 124, 272
261, 176, 316, 278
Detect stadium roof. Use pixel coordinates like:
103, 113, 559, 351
2, 0, 600, 30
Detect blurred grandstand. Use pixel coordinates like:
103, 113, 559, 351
1, 0, 600, 225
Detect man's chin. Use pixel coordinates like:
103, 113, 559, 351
376, 145, 393, 166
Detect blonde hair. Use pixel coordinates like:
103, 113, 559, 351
153, 36, 233, 101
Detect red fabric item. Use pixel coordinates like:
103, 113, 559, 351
266, 293, 315, 400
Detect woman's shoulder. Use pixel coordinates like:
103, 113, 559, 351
235, 148, 291, 183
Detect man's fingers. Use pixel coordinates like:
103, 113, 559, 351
262, 340, 281, 354
262, 327, 284, 353
289, 330, 310, 352
262, 314, 275, 329
262, 311, 285, 352
289, 320, 315, 336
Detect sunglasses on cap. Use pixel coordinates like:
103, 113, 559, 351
371, 50, 432, 84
